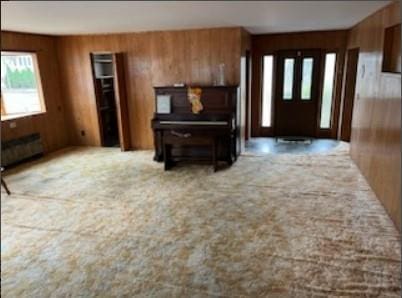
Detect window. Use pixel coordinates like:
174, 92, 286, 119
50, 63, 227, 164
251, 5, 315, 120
320, 53, 336, 128
283, 58, 294, 100
262, 55, 274, 127
301, 58, 313, 100
1, 52, 45, 119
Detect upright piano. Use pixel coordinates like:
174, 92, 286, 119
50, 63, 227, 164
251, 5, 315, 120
151, 86, 240, 171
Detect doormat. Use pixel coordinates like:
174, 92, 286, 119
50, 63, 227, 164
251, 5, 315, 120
277, 137, 312, 144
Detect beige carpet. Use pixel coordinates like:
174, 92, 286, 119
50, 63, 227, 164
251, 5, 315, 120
1, 143, 400, 297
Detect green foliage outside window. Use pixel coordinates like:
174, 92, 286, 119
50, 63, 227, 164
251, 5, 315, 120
4, 65, 36, 89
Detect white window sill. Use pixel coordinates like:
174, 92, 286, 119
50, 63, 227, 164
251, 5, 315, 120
1, 111, 46, 122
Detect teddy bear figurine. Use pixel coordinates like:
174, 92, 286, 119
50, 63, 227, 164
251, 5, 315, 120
187, 87, 203, 114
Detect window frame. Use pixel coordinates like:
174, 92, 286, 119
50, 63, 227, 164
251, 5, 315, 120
1, 51, 46, 121
318, 51, 338, 130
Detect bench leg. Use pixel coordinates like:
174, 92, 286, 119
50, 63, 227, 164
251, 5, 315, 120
164, 144, 172, 171
212, 139, 218, 172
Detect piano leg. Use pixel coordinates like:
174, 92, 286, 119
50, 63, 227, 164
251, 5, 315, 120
226, 135, 233, 165
212, 138, 217, 172
163, 143, 172, 171
154, 131, 164, 162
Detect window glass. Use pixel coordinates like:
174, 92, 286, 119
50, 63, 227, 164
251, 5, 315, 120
283, 58, 294, 100
320, 53, 336, 128
301, 58, 313, 100
1, 52, 44, 118
262, 55, 273, 127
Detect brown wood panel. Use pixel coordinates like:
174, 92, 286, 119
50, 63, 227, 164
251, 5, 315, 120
339, 48, 359, 142
57, 36, 103, 146
57, 28, 243, 149
1, 31, 69, 153
251, 30, 348, 138
348, 1, 401, 230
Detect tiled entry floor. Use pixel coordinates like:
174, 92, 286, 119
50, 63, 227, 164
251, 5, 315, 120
245, 137, 341, 154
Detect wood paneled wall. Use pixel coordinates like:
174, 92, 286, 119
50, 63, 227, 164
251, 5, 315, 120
347, 1, 401, 230
251, 30, 348, 137
57, 28, 243, 149
1, 31, 69, 153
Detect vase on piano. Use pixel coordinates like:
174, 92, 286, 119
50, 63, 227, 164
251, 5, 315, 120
215, 63, 226, 86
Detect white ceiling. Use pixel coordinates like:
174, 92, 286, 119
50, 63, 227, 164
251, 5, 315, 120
1, 1, 391, 36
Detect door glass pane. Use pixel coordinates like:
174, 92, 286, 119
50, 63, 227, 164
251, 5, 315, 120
301, 58, 313, 100
320, 53, 336, 128
262, 55, 273, 127
283, 58, 294, 100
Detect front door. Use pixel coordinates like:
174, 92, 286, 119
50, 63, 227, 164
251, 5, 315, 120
274, 50, 321, 137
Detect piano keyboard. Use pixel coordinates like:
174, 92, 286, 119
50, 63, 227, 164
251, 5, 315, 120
159, 121, 228, 125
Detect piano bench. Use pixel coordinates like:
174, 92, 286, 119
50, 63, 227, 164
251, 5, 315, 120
163, 133, 218, 172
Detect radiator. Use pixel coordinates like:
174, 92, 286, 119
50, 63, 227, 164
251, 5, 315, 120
1, 133, 44, 167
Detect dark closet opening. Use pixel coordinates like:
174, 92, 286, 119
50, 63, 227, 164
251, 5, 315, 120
91, 53, 120, 147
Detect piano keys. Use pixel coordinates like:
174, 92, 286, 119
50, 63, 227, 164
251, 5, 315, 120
158, 120, 228, 125
151, 86, 240, 171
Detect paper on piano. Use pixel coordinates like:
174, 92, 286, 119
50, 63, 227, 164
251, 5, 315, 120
156, 95, 171, 114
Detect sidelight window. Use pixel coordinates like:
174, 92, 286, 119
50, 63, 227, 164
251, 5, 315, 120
262, 55, 274, 127
320, 53, 336, 128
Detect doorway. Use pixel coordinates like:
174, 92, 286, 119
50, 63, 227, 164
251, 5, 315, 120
90, 53, 131, 150
245, 50, 251, 140
274, 50, 321, 137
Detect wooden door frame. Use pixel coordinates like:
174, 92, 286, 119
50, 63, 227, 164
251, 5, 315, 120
315, 48, 344, 138
338, 47, 359, 141
90, 53, 106, 147
255, 51, 277, 137
251, 45, 346, 139
245, 50, 251, 140
90, 52, 131, 151
113, 53, 131, 151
